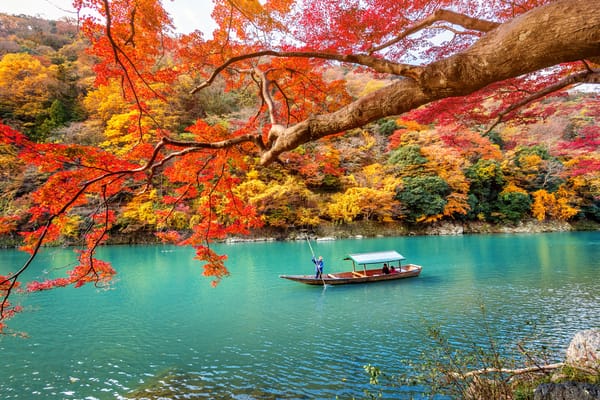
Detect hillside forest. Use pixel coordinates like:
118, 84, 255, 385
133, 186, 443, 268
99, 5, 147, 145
0, 0, 599, 330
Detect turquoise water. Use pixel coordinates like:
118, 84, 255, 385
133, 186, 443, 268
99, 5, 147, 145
1, 232, 599, 399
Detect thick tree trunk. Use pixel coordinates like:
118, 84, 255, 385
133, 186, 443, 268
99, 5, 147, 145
260, 0, 600, 165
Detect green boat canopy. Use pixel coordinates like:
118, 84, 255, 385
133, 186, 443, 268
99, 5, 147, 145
347, 251, 406, 265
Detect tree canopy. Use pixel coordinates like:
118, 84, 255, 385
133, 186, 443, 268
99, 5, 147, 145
1, 0, 599, 331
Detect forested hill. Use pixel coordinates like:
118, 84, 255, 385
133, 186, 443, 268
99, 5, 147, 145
0, 13, 78, 54
0, 13, 599, 247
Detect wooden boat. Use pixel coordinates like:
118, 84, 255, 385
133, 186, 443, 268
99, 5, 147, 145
280, 250, 422, 285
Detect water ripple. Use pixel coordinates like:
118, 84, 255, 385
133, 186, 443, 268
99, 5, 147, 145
1, 232, 599, 399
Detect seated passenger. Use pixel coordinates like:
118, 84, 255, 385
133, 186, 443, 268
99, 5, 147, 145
382, 263, 390, 274
390, 265, 397, 273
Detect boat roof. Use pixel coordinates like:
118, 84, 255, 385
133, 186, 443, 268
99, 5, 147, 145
348, 250, 406, 264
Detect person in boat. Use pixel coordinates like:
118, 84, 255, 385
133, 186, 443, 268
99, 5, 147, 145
312, 255, 324, 278
382, 263, 390, 274
390, 265, 397, 273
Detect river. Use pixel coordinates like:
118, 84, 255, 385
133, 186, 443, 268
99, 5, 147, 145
1, 231, 599, 399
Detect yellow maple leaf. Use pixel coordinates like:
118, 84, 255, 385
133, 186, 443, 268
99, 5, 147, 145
227, 0, 265, 18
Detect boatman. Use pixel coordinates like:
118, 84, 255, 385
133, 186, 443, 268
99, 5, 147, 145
312, 255, 324, 279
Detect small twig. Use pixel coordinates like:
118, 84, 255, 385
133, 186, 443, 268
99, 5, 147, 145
450, 363, 565, 379
368, 9, 499, 54
517, 342, 546, 374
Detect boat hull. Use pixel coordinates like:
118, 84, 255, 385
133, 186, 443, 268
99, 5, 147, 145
280, 264, 422, 285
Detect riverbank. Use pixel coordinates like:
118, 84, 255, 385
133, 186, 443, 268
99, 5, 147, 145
1, 219, 598, 248
221, 219, 600, 243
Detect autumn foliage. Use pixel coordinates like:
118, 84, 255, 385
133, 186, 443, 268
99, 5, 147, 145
1, 0, 599, 331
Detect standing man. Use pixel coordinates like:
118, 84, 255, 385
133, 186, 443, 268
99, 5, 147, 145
312, 255, 324, 279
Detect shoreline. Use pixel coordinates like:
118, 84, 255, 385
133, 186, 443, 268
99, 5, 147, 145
224, 219, 599, 243
1, 219, 598, 248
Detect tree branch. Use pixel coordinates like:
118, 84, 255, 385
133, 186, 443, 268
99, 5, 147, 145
160, 133, 263, 151
259, 0, 600, 164
483, 68, 600, 135
253, 67, 277, 125
368, 9, 500, 54
190, 50, 422, 95
450, 362, 565, 379
190, 9, 501, 95
0, 129, 259, 325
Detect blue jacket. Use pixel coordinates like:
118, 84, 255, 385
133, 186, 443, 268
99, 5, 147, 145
312, 257, 324, 271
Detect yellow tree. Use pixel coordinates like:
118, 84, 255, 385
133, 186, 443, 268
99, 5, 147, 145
327, 162, 399, 223
326, 189, 363, 223
531, 186, 579, 221
0, 53, 55, 140
327, 186, 396, 223
83, 80, 184, 155
238, 174, 319, 228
